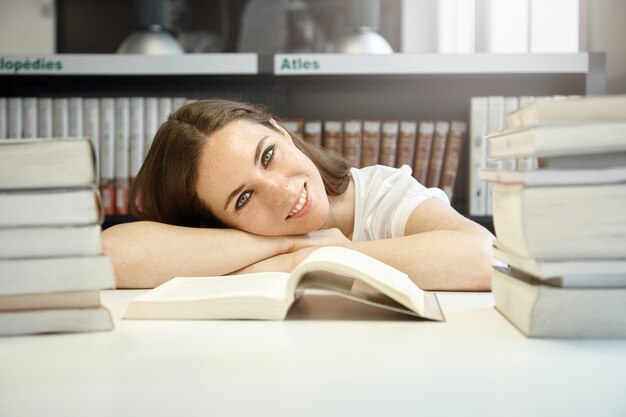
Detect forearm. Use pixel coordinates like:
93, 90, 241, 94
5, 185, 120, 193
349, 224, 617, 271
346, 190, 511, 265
102, 221, 292, 288
341, 230, 495, 291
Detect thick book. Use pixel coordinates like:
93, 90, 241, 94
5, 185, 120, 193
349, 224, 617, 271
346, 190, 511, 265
468, 97, 488, 216
486, 122, 626, 160
0, 290, 102, 312
507, 94, 626, 128
488, 181, 626, 259
492, 245, 626, 288
425, 121, 449, 188
0, 138, 97, 190
396, 121, 417, 168
412, 120, 434, 185
303, 120, 322, 147
379, 121, 399, 167
0, 307, 114, 337
114, 97, 130, 215
99, 97, 116, 216
0, 224, 103, 259
479, 166, 626, 186
0, 188, 103, 227
360, 120, 381, 167
439, 121, 467, 201
492, 266, 626, 338
125, 246, 445, 321
0, 256, 115, 296
342, 120, 362, 167
322, 121, 343, 157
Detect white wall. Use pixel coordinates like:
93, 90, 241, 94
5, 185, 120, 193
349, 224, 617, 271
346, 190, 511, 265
587, 0, 626, 94
0, 0, 55, 53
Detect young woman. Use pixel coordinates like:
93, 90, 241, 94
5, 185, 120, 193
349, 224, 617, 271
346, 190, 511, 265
103, 99, 495, 290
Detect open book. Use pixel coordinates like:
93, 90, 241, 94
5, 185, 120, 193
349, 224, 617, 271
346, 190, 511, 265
124, 246, 445, 321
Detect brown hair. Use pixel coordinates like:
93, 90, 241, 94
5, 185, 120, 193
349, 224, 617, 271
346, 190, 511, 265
130, 98, 352, 228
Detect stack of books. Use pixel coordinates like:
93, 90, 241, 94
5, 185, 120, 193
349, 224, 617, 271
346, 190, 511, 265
0, 138, 115, 336
479, 95, 626, 337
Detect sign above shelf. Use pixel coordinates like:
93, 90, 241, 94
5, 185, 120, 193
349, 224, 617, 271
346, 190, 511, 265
274, 53, 592, 76
0, 54, 258, 76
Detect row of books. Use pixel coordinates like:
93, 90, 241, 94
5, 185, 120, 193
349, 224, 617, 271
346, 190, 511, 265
468, 94, 582, 217
0, 138, 115, 336
0, 95, 469, 214
478, 94, 626, 337
281, 118, 467, 202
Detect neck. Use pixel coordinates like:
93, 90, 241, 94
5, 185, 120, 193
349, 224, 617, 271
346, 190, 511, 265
321, 178, 355, 239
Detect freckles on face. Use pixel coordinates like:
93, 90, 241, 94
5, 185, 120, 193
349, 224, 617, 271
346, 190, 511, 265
195, 120, 330, 236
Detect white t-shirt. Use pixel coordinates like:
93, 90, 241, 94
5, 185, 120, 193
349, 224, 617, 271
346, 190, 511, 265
350, 165, 450, 242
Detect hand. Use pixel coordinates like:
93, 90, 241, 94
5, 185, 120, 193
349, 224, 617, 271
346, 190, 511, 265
288, 228, 350, 253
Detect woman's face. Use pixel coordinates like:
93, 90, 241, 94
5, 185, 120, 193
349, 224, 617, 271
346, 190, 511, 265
196, 119, 330, 236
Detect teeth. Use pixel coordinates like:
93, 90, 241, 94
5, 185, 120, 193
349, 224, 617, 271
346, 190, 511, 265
289, 188, 308, 217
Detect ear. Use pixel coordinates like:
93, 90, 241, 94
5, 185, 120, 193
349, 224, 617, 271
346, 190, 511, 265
269, 118, 293, 142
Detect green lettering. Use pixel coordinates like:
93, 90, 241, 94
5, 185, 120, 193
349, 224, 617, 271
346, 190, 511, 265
281, 58, 291, 70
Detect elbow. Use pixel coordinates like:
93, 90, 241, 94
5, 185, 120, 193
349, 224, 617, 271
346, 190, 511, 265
101, 224, 136, 288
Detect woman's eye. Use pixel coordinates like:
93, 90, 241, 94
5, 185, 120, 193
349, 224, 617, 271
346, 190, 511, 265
236, 191, 251, 209
262, 146, 274, 167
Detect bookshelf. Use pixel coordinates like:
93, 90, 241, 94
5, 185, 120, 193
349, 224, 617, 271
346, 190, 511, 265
0, 52, 606, 228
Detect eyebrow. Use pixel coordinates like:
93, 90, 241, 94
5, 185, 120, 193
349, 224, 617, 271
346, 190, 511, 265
224, 136, 269, 211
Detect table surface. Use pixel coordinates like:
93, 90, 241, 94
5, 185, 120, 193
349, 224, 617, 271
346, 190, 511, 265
1, 289, 625, 417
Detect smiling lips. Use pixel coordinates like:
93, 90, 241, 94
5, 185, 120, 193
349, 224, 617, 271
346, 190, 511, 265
287, 184, 309, 219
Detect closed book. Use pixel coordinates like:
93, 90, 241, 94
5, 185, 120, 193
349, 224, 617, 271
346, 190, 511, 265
0, 138, 97, 189
129, 97, 145, 189
323, 121, 343, 156
479, 165, 626, 186
0, 97, 6, 139
0, 307, 114, 336
99, 98, 115, 216
125, 246, 444, 322
37, 97, 53, 139
303, 120, 322, 147
83, 98, 100, 160
492, 266, 626, 338
0, 255, 115, 296
507, 94, 626, 128
469, 97, 488, 215
486, 96, 505, 215
52, 98, 69, 138
439, 121, 467, 201
360, 120, 380, 167
68, 97, 84, 137
412, 120, 434, 184
115, 98, 130, 215
22, 97, 38, 138
0, 291, 102, 312
0, 188, 103, 227
7, 97, 22, 139
487, 122, 626, 160
342, 120, 362, 167
379, 121, 398, 167
0, 224, 103, 259
144, 97, 159, 156
492, 245, 626, 288
396, 121, 417, 168
425, 121, 449, 188
488, 180, 626, 259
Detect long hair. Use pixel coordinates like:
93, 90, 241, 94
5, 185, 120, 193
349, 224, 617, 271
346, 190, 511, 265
130, 98, 352, 228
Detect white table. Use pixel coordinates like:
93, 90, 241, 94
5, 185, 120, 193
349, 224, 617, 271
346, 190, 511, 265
1, 290, 625, 417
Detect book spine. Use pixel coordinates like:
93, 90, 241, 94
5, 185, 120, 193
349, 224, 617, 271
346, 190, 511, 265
129, 97, 145, 191
53, 98, 69, 138
158, 97, 172, 126
144, 97, 158, 157
469, 97, 488, 216
323, 121, 343, 157
303, 120, 322, 147
502, 97, 519, 171
413, 120, 434, 184
439, 121, 467, 202
37, 97, 53, 139
115, 97, 130, 215
426, 121, 449, 188
486, 96, 505, 216
100, 98, 116, 216
342, 120, 362, 167
281, 118, 304, 137
0, 98, 6, 139
7, 97, 22, 139
360, 120, 381, 167
83, 98, 100, 163
22, 97, 38, 139
379, 120, 399, 167
68, 97, 84, 137
515, 96, 537, 170
396, 120, 417, 168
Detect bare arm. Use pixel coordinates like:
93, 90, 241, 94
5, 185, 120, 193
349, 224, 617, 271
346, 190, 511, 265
102, 221, 349, 289
236, 199, 495, 291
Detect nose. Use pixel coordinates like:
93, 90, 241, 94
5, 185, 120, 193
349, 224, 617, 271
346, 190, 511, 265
260, 174, 298, 208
